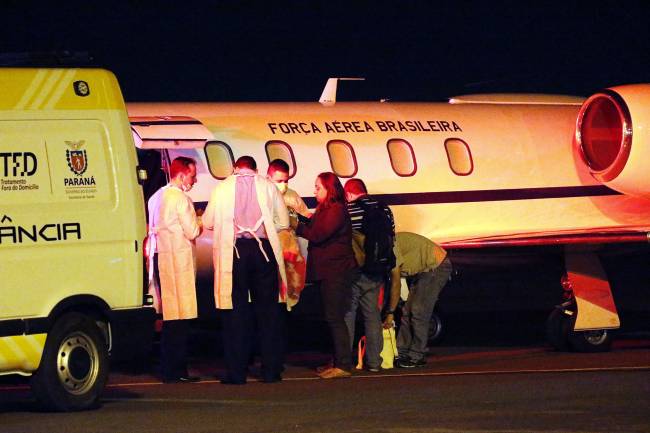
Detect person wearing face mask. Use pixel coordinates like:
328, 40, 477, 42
149, 156, 202, 383
266, 159, 310, 219
266, 159, 309, 309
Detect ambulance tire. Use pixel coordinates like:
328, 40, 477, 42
545, 308, 571, 352
31, 312, 109, 411
566, 315, 613, 353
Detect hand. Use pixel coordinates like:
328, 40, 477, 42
382, 313, 394, 329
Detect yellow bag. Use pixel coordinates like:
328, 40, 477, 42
381, 327, 398, 369
356, 328, 399, 370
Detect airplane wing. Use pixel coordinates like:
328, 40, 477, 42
442, 228, 649, 249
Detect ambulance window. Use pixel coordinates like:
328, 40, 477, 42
387, 139, 417, 176
445, 138, 474, 176
265, 141, 297, 178
204, 141, 234, 179
326, 140, 357, 178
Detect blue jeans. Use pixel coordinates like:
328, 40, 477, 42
344, 272, 384, 369
397, 257, 452, 362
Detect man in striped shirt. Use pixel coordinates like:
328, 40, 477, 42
346, 183, 394, 232
343, 178, 395, 372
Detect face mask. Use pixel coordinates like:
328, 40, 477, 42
275, 182, 288, 194
180, 176, 192, 192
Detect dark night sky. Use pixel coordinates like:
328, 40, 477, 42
2, 1, 650, 102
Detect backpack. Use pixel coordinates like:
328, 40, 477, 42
358, 200, 396, 275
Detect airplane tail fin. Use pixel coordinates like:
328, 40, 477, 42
319, 77, 365, 105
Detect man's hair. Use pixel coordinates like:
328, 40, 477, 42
344, 178, 368, 196
234, 155, 257, 170
317, 172, 345, 208
170, 156, 196, 179
267, 158, 290, 175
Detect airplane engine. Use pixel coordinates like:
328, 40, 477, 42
575, 84, 650, 198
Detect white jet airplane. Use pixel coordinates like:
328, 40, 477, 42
128, 78, 650, 352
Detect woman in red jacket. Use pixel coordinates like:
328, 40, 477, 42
295, 172, 359, 378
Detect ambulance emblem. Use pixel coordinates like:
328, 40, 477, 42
65, 141, 88, 176
73, 80, 90, 97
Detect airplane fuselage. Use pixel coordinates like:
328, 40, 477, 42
128, 101, 650, 244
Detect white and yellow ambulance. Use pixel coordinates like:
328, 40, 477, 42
0, 68, 155, 411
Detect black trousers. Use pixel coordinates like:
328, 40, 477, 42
319, 268, 358, 371
221, 238, 284, 382
161, 319, 190, 380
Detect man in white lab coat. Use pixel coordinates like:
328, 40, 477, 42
149, 156, 201, 383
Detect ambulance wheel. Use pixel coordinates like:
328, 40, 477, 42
545, 308, 571, 352
427, 311, 444, 345
31, 312, 109, 411
566, 315, 613, 353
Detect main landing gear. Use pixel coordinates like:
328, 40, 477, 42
545, 251, 618, 353
546, 300, 613, 353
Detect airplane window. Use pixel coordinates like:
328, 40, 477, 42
204, 141, 234, 179
387, 139, 417, 176
444, 138, 474, 176
326, 140, 358, 178
265, 140, 297, 178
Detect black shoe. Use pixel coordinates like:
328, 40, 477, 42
179, 375, 201, 383
220, 378, 246, 385
261, 375, 282, 383
364, 366, 381, 373
163, 375, 200, 383
396, 357, 426, 368
414, 358, 427, 367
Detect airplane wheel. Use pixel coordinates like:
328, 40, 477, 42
31, 312, 109, 411
427, 311, 444, 345
566, 315, 613, 353
545, 308, 571, 351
